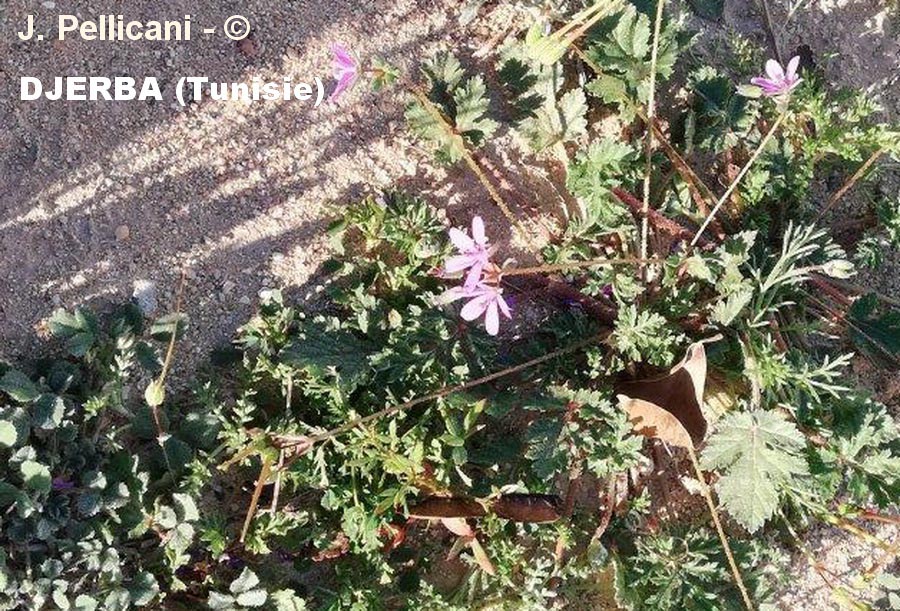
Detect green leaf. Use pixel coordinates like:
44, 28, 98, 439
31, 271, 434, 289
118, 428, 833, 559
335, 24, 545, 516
816, 398, 900, 507
53, 588, 71, 609
21, 460, 52, 492
612, 6, 650, 59
76, 492, 101, 518
521, 89, 588, 151
496, 56, 543, 124
405, 53, 496, 163
230, 567, 261, 594
0, 421, 17, 448
33, 394, 66, 430
150, 313, 188, 341
144, 380, 165, 408
567, 137, 636, 214
0, 370, 39, 403
207, 593, 236, 610
48, 308, 98, 356
271, 590, 308, 611
279, 325, 375, 395
0, 482, 24, 507
701, 411, 808, 532
688, 66, 759, 150
74, 595, 99, 611
586, 74, 629, 106
585, 5, 680, 106
154, 504, 178, 530
710, 289, 753, 326
173, 492, 199, 522
236, 590, 268, 607
848, 294, 900, 367
128, 571, 159, 606
103, 589, 131, 611
453, 75, 498, 148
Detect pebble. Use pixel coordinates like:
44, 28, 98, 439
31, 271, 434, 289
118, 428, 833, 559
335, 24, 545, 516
132, 280, 159, 316
115, 225, 130, 241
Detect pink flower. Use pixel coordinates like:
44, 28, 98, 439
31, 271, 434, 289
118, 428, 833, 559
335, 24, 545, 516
750, 56, 802, 97
329, 43, 359, 103
441, 283, 512, 336
445, 216, 493, 290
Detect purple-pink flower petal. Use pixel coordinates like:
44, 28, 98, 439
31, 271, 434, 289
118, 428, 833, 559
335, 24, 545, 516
449, 227, 476, 251
445, 253, 478, 274
471, 216, 486, 246
332, 43, 356, 70
448, 283, 513, 336
460, 293, 491, 321
329, 43, 359, 103
484, 300, 500, 335
497, 293, 511, 318
765, 59, 785, 82
463, 263, 484, 291
751, 56, 802, 98
443, 216, 493, 283
785, 56, 800, 81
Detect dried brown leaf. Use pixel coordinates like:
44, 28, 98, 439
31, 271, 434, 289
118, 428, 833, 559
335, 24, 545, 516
491, 494, 562, 523
617, 342, 710, 447
469, 536, 497, 576
440, 517, 475, 538
408, 497, 486, 519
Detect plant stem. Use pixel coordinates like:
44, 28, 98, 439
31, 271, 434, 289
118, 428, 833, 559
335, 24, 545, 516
537, 0, 625, 62
819, 275, 900, 308
240, 455, 272, 544
589, 477, 618, 547
305, 332, 609, 447
816, 148, 884, 222
640, 0, 667, 277
150, 269, 188, 474
409, 86, 537, 255
501, 256, 659, 277
692, 112, 787, 247
756, 0, 782, 64
572, 45, 718, 219
686, 445, 754, 610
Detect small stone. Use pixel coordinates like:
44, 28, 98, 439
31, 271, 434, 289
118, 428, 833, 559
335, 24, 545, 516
239, 295, 252, 305
238, 38, 258, 58
115, 225, 130, 241
222, 280, 236, 294
41, 1, 56, 8
132, 280, 159, 316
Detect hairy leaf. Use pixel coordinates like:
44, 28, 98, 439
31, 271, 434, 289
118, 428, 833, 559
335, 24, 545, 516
701, 411, 807, 532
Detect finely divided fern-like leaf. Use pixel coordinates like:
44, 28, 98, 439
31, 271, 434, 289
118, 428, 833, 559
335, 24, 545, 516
848, 294, 900, 368
406, 53, 497, 163
279, 323, 376, 396
585, 5, 680, 110
496, 57, 544, 124
701, 410, 808, 533
687, 66, 760, 151
453, 76, 498, 148
521, 88, 588, 151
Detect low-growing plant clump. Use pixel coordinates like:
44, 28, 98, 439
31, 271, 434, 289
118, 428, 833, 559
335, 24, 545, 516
2, 1, 899, 609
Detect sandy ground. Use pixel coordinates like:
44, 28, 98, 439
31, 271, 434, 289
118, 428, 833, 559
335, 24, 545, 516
1, 0, 898, 608
0, 0, 477, 371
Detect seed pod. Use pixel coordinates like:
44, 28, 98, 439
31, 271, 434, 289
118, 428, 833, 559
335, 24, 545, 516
407, 497, 486, 519
492, 494, 562, 523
